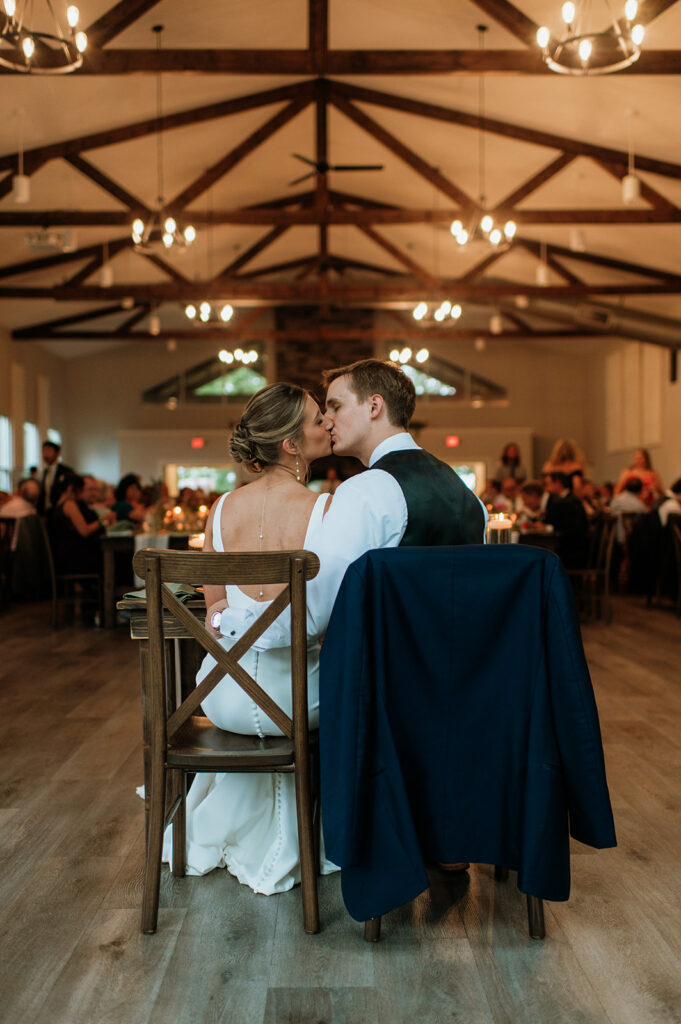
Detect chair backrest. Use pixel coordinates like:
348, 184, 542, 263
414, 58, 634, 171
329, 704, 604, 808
132, 548, 320, 747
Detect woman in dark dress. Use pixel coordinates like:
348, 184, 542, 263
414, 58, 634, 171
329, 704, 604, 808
51, 473, 106, 575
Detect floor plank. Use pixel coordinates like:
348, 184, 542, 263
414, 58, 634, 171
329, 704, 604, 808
0, 597, 679, 1024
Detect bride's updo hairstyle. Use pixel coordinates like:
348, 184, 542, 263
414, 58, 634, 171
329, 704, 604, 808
230, 382, 308, 473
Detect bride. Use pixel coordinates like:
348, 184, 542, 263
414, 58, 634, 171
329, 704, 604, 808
162, 382, 339, 893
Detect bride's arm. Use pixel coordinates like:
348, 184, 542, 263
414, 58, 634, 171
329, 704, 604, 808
202, 500, 228, 633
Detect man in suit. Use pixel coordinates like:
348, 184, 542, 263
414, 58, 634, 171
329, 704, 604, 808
544, 471, 589, 570
37, 440, 73, 515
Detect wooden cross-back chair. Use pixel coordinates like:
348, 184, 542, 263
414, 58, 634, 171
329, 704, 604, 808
132, 547, 321, 936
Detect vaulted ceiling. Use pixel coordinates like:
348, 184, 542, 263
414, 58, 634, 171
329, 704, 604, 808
2, 0, 681, 358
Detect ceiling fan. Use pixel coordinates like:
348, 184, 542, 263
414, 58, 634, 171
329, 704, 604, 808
289, 152, 384, 186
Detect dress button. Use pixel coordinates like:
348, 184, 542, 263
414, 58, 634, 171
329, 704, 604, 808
230, 630, 236, 636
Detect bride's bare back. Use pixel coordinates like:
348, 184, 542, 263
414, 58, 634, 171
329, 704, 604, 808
204, 472, 322, 603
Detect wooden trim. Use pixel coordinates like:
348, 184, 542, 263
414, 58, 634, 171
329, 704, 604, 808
0, 235, 132, 281
236, 255, 319, 280
63, 256, 104, 287
140, 252, 191, 284
459, 249, 508, 283
215, 226, 290, 279
356, 225, 437, 284
595, 159, 678, 213
116, 305, 150, 333
309, 0, 328, 72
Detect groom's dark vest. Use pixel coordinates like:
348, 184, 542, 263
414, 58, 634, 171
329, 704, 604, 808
373, 449, 484, 547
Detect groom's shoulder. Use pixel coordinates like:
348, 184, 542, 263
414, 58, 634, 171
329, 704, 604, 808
333, 467, 404, 505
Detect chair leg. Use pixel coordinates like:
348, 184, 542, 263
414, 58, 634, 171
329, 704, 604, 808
141, 759, 166, 935
364, 917, 382, 942
293, 767, 320, 934
527, 895, 545, 940
171, 771, 186, 878
494, 864, 509, 881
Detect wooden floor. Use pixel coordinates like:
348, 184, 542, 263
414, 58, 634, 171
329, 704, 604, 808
1, 598, 680, 1024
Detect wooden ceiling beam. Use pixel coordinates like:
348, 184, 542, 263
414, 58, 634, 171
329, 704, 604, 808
115, 305, 151, 333
356, 225, 437, 285
0, 81, 309, 174
5, 280, 681, 302
12, 325, 606, 342
494, 153, 575, 211
0, 235, 132, 280
309, 0, 328, 73
326, 255, 401, 277
3, 206, 681, 228
331, 93, 474, 209
65, 154, 148, 210
139, 252, 191, 284
236, 255, 319, 280
13, 303, 126, 335
469, 0, 539, 47
215, 226, 290, 279
595, 159, 679, 213
171, 91, 313, 208
459, 250, 508, 283
516, 235, 681, 283
329, 80, 681, 181
64, 256, 104, 287
1, 48, 680, 74
85, 0, 162, 49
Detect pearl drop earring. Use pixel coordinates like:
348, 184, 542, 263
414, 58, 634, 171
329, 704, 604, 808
296, 455, 301, 482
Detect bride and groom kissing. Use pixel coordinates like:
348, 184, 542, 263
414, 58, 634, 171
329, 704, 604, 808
162, 357, 486, 891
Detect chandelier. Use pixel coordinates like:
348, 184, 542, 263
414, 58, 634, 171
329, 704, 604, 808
218, 346, 259, 366
537, 1, 644, 75
131, 26, 196, 251
450, 26, 516, 252
185, 302, 234, 324
0, 0, 87, 73
412, 300, 463, 323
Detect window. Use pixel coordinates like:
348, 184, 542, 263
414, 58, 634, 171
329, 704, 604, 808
172, 466, 238, 495
0, 416, 13, 492
23, 422, 41, 474
47, 427, 62, 445
450, 462, 486, 494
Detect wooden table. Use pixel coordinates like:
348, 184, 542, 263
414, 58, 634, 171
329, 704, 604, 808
118, 594, 205, 825
101, 534, 134, 628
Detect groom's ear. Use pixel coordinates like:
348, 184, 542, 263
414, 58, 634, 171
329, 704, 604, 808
368, 393, 384, 420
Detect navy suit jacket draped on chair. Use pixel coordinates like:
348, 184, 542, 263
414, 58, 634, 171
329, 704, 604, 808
320, 546, 616, 923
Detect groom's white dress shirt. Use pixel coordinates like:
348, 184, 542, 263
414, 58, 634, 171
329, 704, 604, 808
252, 432, 485, 649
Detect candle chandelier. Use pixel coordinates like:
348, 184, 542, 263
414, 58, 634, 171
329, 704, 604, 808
184, 302, 234, 324
131, 26, 196, 251
536, 0, 645, 75
412, 300, 463, 323
0, 0, 87, 73
450, 27, 516, 253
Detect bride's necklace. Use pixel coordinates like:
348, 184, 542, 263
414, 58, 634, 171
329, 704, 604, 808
257, 462, 302, 598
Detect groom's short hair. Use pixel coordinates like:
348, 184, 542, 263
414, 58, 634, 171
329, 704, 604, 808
322, 359, 415, 429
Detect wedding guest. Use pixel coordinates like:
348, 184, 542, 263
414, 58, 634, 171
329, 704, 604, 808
479, 479, 502, 508
609, 477, 648, 543
614, 449, 664, 508
493, 442, 527, 483
516, 481, 544, 523
37, 440, 73, 515
112, 473, 146, 523
0, 478, 39, 551
542, 438, 585, 478
499, 477, 520, 513
657, 478, 681, 527
51, 473, 105, 576
545, 472, 589, 569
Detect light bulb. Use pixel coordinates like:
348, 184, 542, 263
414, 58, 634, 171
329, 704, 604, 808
569, 227, 586, 252
434, 308, 446, 322
578, 38, 592, 61
132, 218, 144, 236
474, 336, 486, 352
536, 25, 550, 48
234, 348, 244, 360
624, 0, 638, 21
504, 220, 517, 239
412, 302, 428, 321
451, 304, 462, 319
218, 349, 229, 363
162, 233, 173, 248
562, 1, 575, 25
439, 300, 452, 315
4, 0, 16, 17
631, 23, 644, 45
390, 348, 400, 361
164, 216, 177, 234
149, 313, 160, 336
536, 263, 549, 286
489, 228, 502, 246
100, 263, 114, 288
489, 313, 503, 335
480, 214, 494, 234
66, 5, 79, 26
450, 219, 463, 238
416, 348, 429, 363
399, 347, 412, 363
183, 225, 196, 244
185, 304, 196, 320
12, 174, 29, 204
75, 31, 87, 52
456, 229, 469, 246
22, 35, 35, 59
219, 304, 233, 322
199, 301, 211, 320
248, 350, 257, 361
224, 351, 234, 363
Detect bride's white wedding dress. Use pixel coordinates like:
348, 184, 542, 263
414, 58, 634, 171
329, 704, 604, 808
162, 490, 338, 894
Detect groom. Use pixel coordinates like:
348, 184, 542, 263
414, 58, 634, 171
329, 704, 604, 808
323, 357, 485, 548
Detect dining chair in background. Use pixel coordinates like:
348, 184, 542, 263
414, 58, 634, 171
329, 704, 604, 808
132, 547, 322, 936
